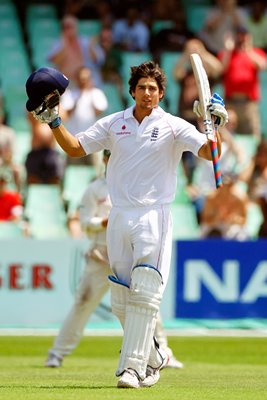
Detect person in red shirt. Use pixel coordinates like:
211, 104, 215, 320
218, 26, 267, 140
0, 170, 23, 221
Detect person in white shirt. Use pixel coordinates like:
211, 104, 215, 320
61, 66, 108, 134
26, 61, 228, 389
45, 149, 183, 369
61, 66, 108, 169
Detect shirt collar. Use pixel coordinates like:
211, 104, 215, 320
123, 105, 165, 120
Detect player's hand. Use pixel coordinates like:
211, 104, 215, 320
193, 100, 203, 118
193, 93, 228, 127
31, 90, 60, 124
208, 93, 228, 127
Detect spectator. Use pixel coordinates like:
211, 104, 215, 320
0, 110, 22, 192
199, 173, 249, 240
60, 66, 108, 170
0, 169, 23, 222
25, 113, 65, 185
199, 0, 247, 55
47, 15, 106, 87
245, 1, 267, 52
218, 26, 267, 140
112, 5, 150, 52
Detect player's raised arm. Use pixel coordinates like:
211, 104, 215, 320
25, 67, 86, 158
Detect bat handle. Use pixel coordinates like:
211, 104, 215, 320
210, 125, 223, 188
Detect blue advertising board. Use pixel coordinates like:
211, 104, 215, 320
175, 240, 267, 319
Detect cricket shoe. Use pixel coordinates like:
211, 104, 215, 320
166, 356, 184, 369
141, 347, 169, 387
140, 366, 160, 387
45, 353, 63, 368
117, 367, 160, 389
117, 368, 140, 388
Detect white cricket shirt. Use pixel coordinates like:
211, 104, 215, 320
77, 105, 207, 207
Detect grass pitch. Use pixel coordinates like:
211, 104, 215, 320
0, 335, 266, 400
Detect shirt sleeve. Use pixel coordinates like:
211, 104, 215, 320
170, 115, 208, 156
76, 114, 112, 154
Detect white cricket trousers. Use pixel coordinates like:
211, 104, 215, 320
107, 204, 173, 289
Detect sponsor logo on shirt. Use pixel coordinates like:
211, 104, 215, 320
150, 127, 159, 141
116, 125, 131, 135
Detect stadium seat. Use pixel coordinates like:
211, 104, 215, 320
26, 4, 57, 20
246, 202, 263, 239
24, 184, 69, 239
13, 131, 31, 165
151, 20, 175, 35
184, 5, 211, 33
171, 203, 200, 240
160, 52, 181, 114
63, 165, 97, 215
174, 164, 191, 204
102, 82, 123, 115
233, 134, 258, 174
78, 19, 101, 36
0, 2, 17, 19
0, 221, 24, 238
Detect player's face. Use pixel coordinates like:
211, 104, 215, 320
132, 77, 163, 112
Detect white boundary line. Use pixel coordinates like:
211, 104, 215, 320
0, 328, 267, 337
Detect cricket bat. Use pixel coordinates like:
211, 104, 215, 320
190, 53, 223, 188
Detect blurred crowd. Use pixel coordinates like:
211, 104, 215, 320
1, 0, 267, 240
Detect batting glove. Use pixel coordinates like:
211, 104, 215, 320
31, 90, 61, 128
193, 93, 229, 127
209, 93, 229, 127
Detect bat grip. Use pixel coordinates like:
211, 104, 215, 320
209, 127, 223, 188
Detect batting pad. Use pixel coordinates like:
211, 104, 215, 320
108, 275, 129, 327
116, 265, 163, 379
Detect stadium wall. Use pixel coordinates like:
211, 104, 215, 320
0, 239, 267, 330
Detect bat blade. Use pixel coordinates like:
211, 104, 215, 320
190, 53, 223, 188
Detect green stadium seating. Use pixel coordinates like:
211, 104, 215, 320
160, 52, 181, 114
79, 19, 102, 36
151, 20, 175, 35
24, 184, 69, 239
246, 202, 263, 239
233, 134, 258, 174
63, 165, 97, 215
102, 82, 124, 115
13, 131, 31, 165
174, 164, 191, 204
0, 221, 24, 238
171, 203, 200, 240
26, 4, 57, 20
185, 6, 211, 33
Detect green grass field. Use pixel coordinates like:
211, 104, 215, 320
0, 335, 266, 400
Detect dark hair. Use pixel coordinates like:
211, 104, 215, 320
103, 149, 111, 157
128, 61, 166, 101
